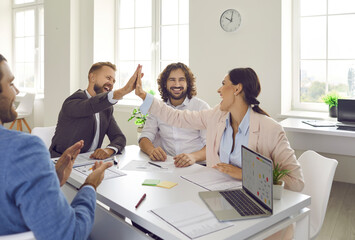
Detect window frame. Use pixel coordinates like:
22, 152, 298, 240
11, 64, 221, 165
12, 0, 44, 95
292, 0, 355, 112
115, 0, 189, 103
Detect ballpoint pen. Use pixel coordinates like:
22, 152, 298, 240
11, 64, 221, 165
135, 193, 146, 208
148, 161, 163, 168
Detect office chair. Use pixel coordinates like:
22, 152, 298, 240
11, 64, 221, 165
9, 93, 35, 133
298, 150, 338, 240
31, 126, 56, 149
0, 231, 35, 240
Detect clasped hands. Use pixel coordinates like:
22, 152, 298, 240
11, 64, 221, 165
55, 140, 113, 188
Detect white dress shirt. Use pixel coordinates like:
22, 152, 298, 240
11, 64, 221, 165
139, 96, 210, 156
85, 90, 118, 153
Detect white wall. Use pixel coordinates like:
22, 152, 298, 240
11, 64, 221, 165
0, 0, 12, 62
190, 0, 282, 118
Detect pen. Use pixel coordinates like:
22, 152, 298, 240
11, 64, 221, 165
148, 161, 163, 168
114, 156, 119, 167
135, 193, 146, 208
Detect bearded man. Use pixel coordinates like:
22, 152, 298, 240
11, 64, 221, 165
139, 62, 210, 167
50, 62, 142, 159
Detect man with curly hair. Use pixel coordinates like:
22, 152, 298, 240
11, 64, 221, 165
139, 62, 210, 167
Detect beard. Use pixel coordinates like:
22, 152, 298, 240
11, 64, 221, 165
168, 87, 187, 100
93, 83, 112, 94
0, 96, 17, 124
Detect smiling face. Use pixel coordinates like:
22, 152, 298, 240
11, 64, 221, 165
0, 60, 19, 124
217, 74, 241, 112
166, 68, 188, 101
91, 66, 116, 94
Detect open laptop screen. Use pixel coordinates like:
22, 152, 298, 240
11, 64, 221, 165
338, 99, 355, 122
242, 146, 273, 210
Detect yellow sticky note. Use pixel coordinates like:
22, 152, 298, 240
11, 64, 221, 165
156, 181, 178, 189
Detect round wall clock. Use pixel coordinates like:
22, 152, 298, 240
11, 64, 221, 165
220, 9, 241, 32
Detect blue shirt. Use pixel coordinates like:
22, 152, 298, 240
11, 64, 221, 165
219, 107, 251, 167
0, 125, 96, 240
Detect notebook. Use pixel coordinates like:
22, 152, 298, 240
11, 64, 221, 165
336, 99, 355, 130
199, 145, 273, 221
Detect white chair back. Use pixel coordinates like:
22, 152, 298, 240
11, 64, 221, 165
0, 231, 35, 240
31, 126, 56, 149
298, 150, 338, 240
16, 93, 35, 118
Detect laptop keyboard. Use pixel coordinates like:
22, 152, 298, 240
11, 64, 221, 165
220, 189, 265, 216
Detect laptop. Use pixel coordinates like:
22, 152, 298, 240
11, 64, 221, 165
336, 99, 355, 130
199, 145, 273, 221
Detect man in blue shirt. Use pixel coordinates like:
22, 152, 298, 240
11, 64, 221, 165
0, 54, 113, 240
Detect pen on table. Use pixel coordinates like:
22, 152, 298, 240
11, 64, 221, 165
135, 193, 146, 209
114, 156, 119, 167
148, 161, 163, 168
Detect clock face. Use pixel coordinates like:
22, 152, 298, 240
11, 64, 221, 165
220, 9, 241, 32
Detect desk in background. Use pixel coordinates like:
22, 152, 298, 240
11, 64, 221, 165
66, 145, 311, 240
280, 118, 355, 156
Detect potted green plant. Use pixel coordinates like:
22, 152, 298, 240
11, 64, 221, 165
127, 90, 155, 136
322, 92, 340, 118
273, 162, 290, 199
127, 108, 148, 133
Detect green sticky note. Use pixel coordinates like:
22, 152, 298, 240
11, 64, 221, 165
142, 179, 160, 186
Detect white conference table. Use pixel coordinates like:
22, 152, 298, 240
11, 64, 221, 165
66, 145, 311, 240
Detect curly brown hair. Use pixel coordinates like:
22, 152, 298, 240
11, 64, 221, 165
157, 62, 197, 102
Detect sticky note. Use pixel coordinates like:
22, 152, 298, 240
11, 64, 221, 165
156, 181, 178, 189
142, 179, 160, 186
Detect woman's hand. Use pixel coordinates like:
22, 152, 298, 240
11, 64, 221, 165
135, 65, 147, 100
214, 163, 242, 180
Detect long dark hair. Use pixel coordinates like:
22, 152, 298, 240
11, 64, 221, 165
157, 62, 197, 102
229, 68, 269, 116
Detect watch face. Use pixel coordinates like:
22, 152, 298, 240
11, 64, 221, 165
220, 9, 241, 32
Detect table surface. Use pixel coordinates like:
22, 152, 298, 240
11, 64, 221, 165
68, 145, 311, 240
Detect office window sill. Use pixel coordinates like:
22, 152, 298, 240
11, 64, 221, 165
279, 110, 336, 121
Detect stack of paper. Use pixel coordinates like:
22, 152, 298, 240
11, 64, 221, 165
150, 201, 233, 239
181, 169, 242, 191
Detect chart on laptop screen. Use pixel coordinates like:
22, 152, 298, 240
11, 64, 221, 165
242, 148, 272, 208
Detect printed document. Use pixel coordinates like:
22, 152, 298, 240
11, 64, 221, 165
73, 165, 126, 180
181, 169, 242, 191
150, 201, 233, 239
121, 158, 174, 172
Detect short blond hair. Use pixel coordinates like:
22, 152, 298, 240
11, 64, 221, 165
88, 62, 116, 80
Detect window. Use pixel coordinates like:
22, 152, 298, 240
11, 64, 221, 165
293, 0, 355, 111
116, 0, 189, 100
13, 0, 44, 95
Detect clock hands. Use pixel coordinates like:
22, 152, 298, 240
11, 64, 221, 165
224, 16, 232, 22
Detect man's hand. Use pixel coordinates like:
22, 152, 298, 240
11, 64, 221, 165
90, 148, 115, 160
213, 163, 242, 180
135, 65, 147, 100
113, 64, 144, 99
83, 161, 113, 190
149, 147, 167, 161
174, 153, 196, 168
56, 140, 84, 186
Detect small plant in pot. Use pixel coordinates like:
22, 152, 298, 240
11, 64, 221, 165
322, 92, 340, 118
127, 90, 155, 135
128, 108, 148, 133
273, 163, 290, 199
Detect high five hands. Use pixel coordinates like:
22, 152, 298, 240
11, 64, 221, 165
135, 65, 147, 100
